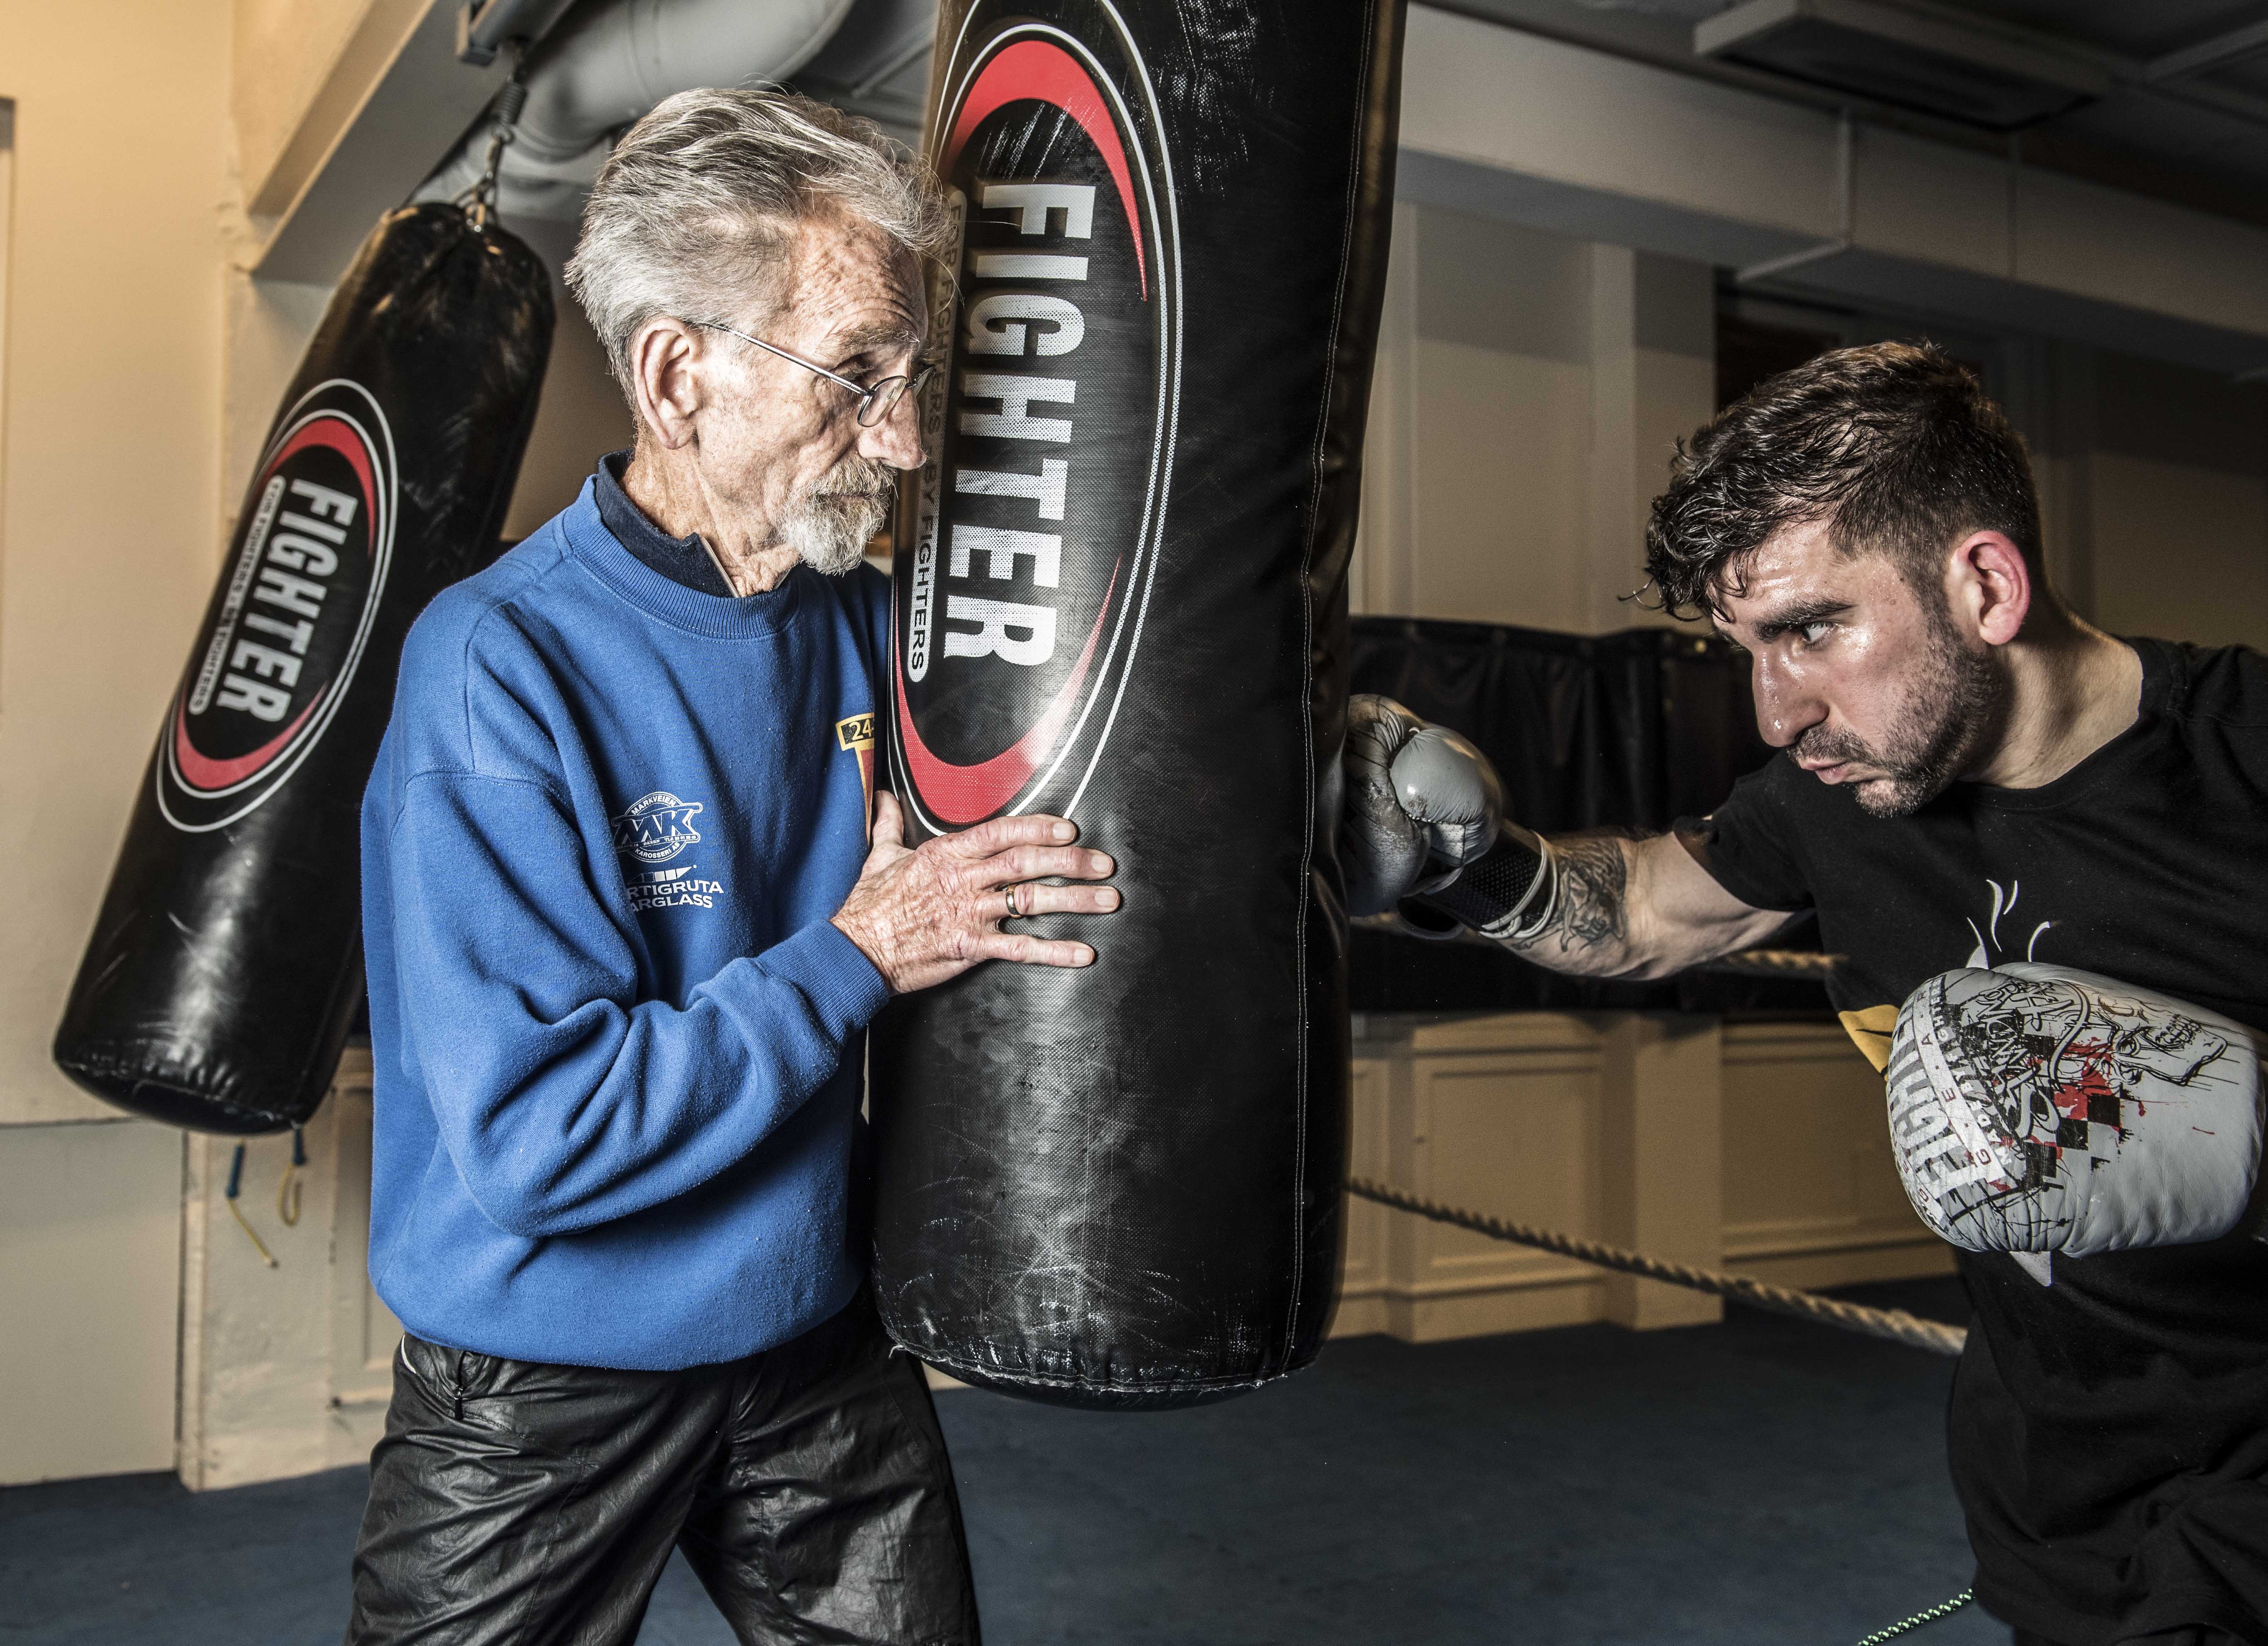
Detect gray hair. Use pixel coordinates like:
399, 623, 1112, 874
565, 88, 950, 392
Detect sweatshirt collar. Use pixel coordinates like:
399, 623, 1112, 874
560, 476, 805, 640
593, 450, 733, 597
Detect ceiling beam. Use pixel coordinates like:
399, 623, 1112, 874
1399, 7, 2268, 378
248, 1, 512, 285
2146, 18, 2268, 85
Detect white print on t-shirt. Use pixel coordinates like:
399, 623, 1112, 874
627, 861, 723, 912
1962, 877, 2056, 969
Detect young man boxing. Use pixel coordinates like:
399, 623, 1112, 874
1386, 342, 2268, 1646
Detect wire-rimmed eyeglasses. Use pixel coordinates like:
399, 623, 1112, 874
693, 322, 936, 428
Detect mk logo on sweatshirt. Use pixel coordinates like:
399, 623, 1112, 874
610, 790, 705, 864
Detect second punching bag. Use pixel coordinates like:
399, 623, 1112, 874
871, 0, 1404, 1406
53, 204, 553, 1134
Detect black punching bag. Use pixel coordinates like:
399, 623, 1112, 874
53, 204, 553, 1134
871, 0, 1404, 1406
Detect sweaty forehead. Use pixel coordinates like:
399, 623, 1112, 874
1708, 519, 1881, 629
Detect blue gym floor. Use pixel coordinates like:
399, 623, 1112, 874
0, 1278, 2010, 1646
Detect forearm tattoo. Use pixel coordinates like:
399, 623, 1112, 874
1510, 835, 1629, 958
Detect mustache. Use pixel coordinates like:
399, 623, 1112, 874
813, 455, 897, 500
1794, 725, 1877, 768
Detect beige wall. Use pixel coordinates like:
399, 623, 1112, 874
1, 1, 237, 1125
0, 0, 238, 1484
505, 216, 637, 539
1354, 202, 1715, 634
0, 1120, 184, 1482
2087, 354, 2268, 650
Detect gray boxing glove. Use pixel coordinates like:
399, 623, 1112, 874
1340, 695, 1504, 917
1887, 962, 2263, 1279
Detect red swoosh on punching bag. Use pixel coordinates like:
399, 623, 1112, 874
943, 38, 1147, 296
897, 562, 1119, 825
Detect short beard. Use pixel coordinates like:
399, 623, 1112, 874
779, 454, 895, 577
1793, 589, 2006, 819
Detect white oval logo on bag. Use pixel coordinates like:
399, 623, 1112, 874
159, 379, 397, 832
892, 3, 1183, 830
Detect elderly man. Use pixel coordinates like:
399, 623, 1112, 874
350, 87, 1481, 1645
1413, 342, 2268, 1646
345, 90, 1123, 1644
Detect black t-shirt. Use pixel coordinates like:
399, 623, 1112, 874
1680, 638, 2268, 1646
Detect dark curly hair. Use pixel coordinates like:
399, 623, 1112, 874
1642, 341, 2044, 621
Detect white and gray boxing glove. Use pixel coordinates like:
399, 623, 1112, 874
1886, 962, 2263, 1274
1340, 695, 1506, 917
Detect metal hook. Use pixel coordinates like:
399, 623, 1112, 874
459, 49, 530, 231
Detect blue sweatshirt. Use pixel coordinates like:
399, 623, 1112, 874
360, 473, 890, 1370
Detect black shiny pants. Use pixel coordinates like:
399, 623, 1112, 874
344, 1296, 980, 1645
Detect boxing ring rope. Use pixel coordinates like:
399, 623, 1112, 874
1345, 1177, 1969, 1358
1346, 1179, 1978, 1639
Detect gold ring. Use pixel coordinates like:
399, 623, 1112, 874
1004, 883, 1023, 920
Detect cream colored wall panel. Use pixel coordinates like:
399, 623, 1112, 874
0, 0, 235, 1124
1331, 1055, 1394, 1339
1722, 1025, 1878, 1234
1406, 1011, 1596, 1056
1720, 1023, 1949, 1289
2091, 454, 2268, 651
1411, 341, 1589, 629
1588, 245, 1642, 635
1352, 201, 1419, 619
1598, 1014, 1721, 1328
1632, 348, 1712, 526
1416, 1052, 1600, 1295
223, 274, 334, 531
504, 219, 638, 538
0, 1120, 181, 1484
328, 1065, 404, 1416
179, 1048, 396, 1490
1342, 1014, 1954, 1348
1592, 250, 1714, 633
1344, 1015, 1610, 1344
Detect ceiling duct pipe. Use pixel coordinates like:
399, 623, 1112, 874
415, 0, 862, 221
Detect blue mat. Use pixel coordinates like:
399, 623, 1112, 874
0, 1279, 2007, 1646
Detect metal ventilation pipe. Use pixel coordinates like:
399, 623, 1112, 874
415, 0, 863, 221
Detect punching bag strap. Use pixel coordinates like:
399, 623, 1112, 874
458, 60, 530, 230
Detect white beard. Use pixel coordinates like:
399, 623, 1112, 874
780, 456, 894, 577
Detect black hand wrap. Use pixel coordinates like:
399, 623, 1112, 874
1401, 825, 1554, 939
